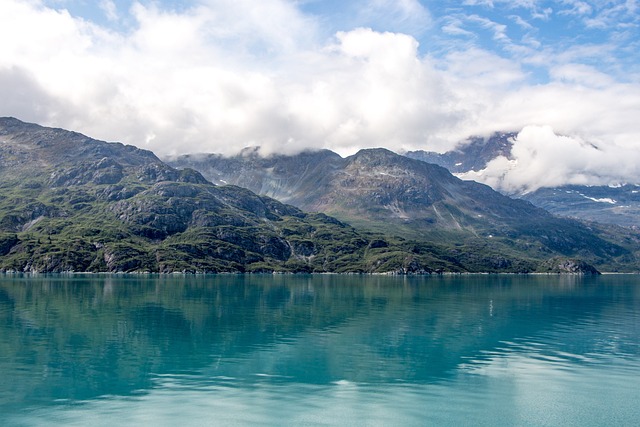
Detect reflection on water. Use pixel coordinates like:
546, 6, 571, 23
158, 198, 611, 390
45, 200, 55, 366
0, 274, 639, 426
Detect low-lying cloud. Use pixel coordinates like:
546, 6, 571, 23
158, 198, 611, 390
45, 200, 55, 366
1, 0, 639, 190
459, 126, 640, 193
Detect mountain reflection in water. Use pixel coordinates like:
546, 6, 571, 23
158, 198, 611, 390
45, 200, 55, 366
1, 274, 639, 426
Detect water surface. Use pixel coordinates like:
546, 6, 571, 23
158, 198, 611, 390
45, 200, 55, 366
1, 274, 639, 426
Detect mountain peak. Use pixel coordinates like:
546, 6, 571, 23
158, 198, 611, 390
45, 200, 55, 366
348, 147, 419, 170
351, 147, 397, 159
405, 131, 516, 173
169, 143, 637, 273
4, 119, 459, 274
0, 117, 161, 168
0, 116, 30, 126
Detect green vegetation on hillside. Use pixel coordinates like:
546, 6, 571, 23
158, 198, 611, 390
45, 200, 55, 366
1, 117, 626, 273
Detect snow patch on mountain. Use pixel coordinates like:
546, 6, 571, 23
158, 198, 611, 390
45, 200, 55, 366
582, 195, 616, 204
453, 125, 640, 193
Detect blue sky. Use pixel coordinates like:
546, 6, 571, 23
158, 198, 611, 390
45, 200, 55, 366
1, 0, 640, 190
39, 0, 640, 83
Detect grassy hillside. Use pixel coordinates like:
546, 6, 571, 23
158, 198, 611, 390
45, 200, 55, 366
170, 147, 640, 272
1, 117, 558, 274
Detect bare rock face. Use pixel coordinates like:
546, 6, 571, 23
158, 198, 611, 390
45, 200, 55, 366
49, 158, 125, 187
404, 131, 640, 229
2, 117, 471, 274
1, 117, 635, 273
539, 258, 601, 275
404, 132, 516, 173
170, 146, 532, 225
168, 146, 632, 272
0, 233, 18, 255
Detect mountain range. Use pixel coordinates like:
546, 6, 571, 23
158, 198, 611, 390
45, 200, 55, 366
2, 117, 638, 273
405, 133, 640, 228
1, 117, 466, 274
404, 132, 516, 174
169, 147, 640, 273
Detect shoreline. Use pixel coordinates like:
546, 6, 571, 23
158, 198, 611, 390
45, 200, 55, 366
1, 270, 636, 276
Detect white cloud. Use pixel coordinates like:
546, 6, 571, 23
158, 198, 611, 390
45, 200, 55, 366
294, 0, 432, 44
441, 17, 476, 37
463, 0, 495, 7
583, 0, 640, 29
364, 0, 432, 33
465, 0, 553, 20
549, 63, 616, 88
459, 126, 640, 193
559, 0, 593, 16
0, 1, 458, 156
0, 0, 639, 189
99, 0, 117, 21
466, 14, 510, 43
509, 14, 534, 30
0, 67, 68, 123
443, 48, 527, 88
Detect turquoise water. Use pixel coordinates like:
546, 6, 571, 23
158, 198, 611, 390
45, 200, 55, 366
1, 274, 639, 426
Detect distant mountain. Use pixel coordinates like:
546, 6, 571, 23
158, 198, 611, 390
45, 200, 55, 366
171, 146, 541, 228
169, 148, 344, 208
404, 132, 640, 228
521, 185, 640, 228
404, 132, 515, 173
5, 117, 636, 273
1, 117, 478, 274
169, 147, 640, 272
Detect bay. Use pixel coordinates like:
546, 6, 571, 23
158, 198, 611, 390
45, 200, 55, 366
0, 274, 639, 426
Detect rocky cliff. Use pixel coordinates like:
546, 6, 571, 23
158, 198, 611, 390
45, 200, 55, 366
170, 147, 639, 272
0, 117, 474, 274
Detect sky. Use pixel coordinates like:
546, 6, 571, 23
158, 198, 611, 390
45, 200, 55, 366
1, 0, 639, 192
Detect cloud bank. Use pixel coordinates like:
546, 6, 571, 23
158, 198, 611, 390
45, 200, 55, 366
459, 125, 640, 193
1, 0, 639, 190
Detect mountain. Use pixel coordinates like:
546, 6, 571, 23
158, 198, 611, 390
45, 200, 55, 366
170, 148, 344, 208
170, 147, 536, 227
169, 147, 640, 272
404, 132, 515, 174
404, 132, 640, 228
519, 185, 640, 229
4, 117, 636, 273
1, 117, 478, 274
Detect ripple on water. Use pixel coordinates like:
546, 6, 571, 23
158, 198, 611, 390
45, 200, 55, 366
2, 275, 640, 426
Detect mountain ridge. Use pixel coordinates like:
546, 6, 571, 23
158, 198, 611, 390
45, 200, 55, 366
169, 145, 640, 272
3, 117, 636, 273
3, 117, 481, 274
404, 132, 516, 174
403, 131, 640, 228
